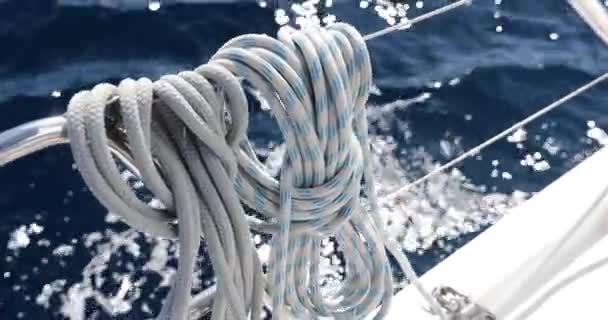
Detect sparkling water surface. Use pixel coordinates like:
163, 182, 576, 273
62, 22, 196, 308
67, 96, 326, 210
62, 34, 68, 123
1, 0, 608, 318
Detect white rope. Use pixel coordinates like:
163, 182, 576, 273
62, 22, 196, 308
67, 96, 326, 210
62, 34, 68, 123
66, 76, 263, 320
64, 23, 441, 319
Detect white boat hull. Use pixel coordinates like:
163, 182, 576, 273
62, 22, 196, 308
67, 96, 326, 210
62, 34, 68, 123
388, 146, 608, 319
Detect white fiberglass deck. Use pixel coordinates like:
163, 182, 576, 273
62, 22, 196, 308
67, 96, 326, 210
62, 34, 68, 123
388, 146, 608, 319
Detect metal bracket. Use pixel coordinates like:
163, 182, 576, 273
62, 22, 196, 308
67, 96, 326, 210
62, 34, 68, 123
430, 286, 496, 320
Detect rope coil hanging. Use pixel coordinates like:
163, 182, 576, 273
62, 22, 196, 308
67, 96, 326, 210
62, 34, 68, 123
64, 23, 430, 319
227, 24, 394, 319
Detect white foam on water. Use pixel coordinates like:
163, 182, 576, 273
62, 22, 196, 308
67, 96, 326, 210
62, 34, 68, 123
374, 93, 432, 118
10, 222, 188, 319
52, 244, 75, 257
587, 126, 608, 146
448, 77, 461, 86
148, 0, 161, 11
519, 151, 552, 172
36, 279, 67, 308
507, 128, 528, 143
7, 223, 45, 252
372, 0, 411, 26
363, 95, 531, 254
542, 136, 561, 155
9, 227, 30, 250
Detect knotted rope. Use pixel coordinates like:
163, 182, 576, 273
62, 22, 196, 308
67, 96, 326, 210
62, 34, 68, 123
65, 23, 434, 319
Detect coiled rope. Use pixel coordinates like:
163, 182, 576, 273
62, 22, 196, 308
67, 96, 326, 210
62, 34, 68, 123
65, 23, 437, 319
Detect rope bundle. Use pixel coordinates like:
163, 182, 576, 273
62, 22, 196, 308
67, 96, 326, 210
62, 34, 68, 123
65, 23, 415, 319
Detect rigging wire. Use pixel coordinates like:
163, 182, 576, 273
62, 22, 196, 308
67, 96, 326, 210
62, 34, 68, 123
380, 72, 608, 204
364, 0, 473, 41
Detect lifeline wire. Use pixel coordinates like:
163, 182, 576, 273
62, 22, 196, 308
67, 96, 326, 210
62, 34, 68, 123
381, 72, 608, 204
364, 0, 473, 41
64, 23, 442, 320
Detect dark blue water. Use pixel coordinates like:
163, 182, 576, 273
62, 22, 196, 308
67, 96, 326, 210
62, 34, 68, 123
2, 0, 608, 319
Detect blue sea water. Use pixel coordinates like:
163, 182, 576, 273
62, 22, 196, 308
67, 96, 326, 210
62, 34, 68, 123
1, 0, 608, 319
